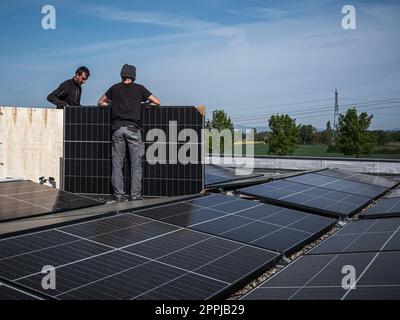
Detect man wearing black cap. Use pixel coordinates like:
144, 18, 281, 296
47, 66, 90, 108
98, 64, 160, 202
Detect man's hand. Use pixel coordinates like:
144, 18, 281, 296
97, 94, 111, 107
148, 94, 160, 106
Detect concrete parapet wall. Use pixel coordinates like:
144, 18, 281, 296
207, 156, 400, 174
0, 107, 63, 184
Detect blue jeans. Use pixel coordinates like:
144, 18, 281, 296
111, 126, 144, 199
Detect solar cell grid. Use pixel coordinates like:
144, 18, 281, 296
308, 217, 400, 254
242, 251, 400, 300
63, 106, 204, 197
129, 194, 336, 254
0, 181, 103, 223
205, 164, 263, 186
318, 169, 398, 188
239, 180, 370, 218
0, 282, 43, 300
363, 197, 400, 219
0, 196, 281, 300
286, 173, 387, 198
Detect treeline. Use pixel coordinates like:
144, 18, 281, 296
255, 125, 400, 146
206, 107, 400, 157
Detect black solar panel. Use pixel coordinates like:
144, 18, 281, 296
242, 251, 400, 300
286, 173, 387, 198
63, 106, 204, 197
308, 218, 400, 254
362, 198, 400, 219
318, 169, 398, 188
0, 282, 43, 300
387, 190, 400, 198
205, 164, 263, 186
0, 203, 280, 300
130, 194, 336, 255
238, 180, 371, 218
0, 180, 103, 223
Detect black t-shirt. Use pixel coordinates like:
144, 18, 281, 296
105, 82, 151, 131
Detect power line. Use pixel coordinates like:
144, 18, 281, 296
233, 104, 400, 125
231, 98, 400, 122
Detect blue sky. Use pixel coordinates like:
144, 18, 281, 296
0, 0, 399, 129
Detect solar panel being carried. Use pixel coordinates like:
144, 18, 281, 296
362, 197, 400, 219
0, 205, 280, 300
238, 179, 370, 218
63, 106, 204, 197
242, 251, 400, 300
130, 193, 336, 255
308, 217, 400, 254
0, 180, 103, 223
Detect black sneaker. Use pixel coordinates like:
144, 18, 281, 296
113, 196, 127, 203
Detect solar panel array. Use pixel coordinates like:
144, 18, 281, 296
0, 180, 103, 223
242, 251, 400, 300
239, 179, 370, 218
387, 190, 400, 198
0, 195, 283, 300
286, 173, 387, 198
63, 106, 204, 197
243, 212, 400, 299
130, 194, 336, 255
318, 169, 398, 188
308, 218, 400, 254
0, 282, 43, 300
205, 164, 263, 186
363, 197, 400, 219
238, 169, 395, 218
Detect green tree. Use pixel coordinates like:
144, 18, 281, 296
254, 130, 269, 142
299, 124, 317, 144
318, 121, 334, 145
371, 130, 392, 146
335, 107, 375, 157
267, 114, 300, 155
206, 110, 234, 154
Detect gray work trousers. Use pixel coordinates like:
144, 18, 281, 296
111, 126, 144, 199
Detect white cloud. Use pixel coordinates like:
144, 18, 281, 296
81, 4, 217, 30
227, 6, 288, 20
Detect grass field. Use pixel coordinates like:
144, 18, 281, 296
232, 142, 400, 159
